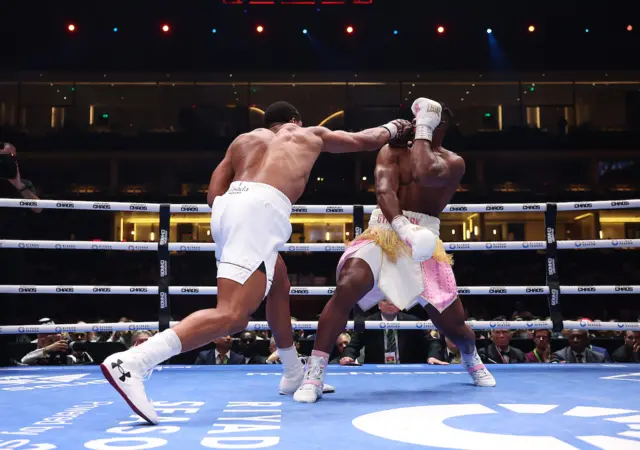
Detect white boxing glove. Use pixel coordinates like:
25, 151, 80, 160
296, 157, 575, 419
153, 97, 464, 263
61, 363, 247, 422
391, 215, 437, 262
411, 98, 442, 141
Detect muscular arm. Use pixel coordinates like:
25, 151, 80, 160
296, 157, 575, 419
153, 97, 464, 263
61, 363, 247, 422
311, 126, 392, 154
410, 141, 466, 187
374, 145, 402, 223
206, 152, 234, 207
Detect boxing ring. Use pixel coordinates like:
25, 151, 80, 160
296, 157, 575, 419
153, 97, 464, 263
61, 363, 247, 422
1, 197, 640, 450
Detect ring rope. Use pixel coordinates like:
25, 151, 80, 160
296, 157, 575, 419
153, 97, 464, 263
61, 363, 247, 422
0, 198, 638, 213
0, 285, 637, 295
1, 320, 639, 335
1, 239, 639, 252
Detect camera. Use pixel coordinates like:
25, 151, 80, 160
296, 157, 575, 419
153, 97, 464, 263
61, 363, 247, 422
66, 340, 89, 354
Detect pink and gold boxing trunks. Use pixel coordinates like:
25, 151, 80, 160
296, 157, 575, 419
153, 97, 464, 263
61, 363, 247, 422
337, 208, 457, 312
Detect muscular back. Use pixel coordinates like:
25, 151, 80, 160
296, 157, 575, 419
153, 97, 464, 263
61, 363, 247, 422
209, 125, 323, 205
376, 145, 464, 217
250, 125, 325, 203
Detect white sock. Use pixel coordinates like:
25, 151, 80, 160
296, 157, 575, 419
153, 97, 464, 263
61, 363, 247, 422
460, 347, 482, 367
131, 329, 182, 370
277, 345, 302, 373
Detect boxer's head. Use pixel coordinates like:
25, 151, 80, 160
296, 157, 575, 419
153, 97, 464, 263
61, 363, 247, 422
264, 101, 302, 128
432, 104, 453, 147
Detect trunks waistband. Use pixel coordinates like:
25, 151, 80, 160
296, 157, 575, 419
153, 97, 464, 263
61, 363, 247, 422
227, 181, 292, 213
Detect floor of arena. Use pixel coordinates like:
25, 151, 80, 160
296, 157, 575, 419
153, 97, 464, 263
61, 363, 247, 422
2, 364, 640, 450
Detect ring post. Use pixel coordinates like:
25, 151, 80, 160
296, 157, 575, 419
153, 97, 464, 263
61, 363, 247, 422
544, 203, 564, 332
158, 204, 171, 332
352, 205, 366, 333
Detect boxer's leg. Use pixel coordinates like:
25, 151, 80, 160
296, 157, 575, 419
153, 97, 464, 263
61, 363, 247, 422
313, 258, 375, 355
173, 270, 266, 352
265, 255, 306, 393
425, 297, 496, 387
294, 258, 374, 403
423, 296, 475, 354
266, 255, 294, 350
100, 268, 267, 425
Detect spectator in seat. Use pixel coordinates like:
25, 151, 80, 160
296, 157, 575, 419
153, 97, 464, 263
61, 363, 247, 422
479, 326, 525, 364
552, 330, 608, 363
329, 333, 351, 364
525, 329, 552, 363
195, 335, 245, 365
0, 142, 42, 213
21, 333, 91, 365
427, 336, 461, 365
339, 299, 428, 365
238, 331, 268, 364
612, 331, 640, 363
579, 318, 612, 360
132, 331, 153, 347
107, 317, 135, 348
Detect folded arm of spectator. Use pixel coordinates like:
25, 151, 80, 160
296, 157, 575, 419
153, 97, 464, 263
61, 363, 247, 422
21, 348, 47, 365
426, 340, 449, 365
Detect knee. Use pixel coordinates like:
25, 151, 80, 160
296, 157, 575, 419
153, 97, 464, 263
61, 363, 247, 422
220, 309, 249, 334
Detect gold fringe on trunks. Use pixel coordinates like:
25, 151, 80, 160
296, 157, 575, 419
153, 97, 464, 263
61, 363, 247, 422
349, 227, 453, 265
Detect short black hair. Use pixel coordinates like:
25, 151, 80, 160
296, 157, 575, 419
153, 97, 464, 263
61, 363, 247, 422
264, 101, 301, 128
440, 103, 454, 123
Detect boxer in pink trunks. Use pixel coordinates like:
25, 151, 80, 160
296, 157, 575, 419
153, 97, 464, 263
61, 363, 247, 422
294, 98, 496, 403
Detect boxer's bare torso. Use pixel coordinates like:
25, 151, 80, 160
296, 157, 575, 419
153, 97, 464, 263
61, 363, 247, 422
208, 123, 408, 206
375, 144, 465, 219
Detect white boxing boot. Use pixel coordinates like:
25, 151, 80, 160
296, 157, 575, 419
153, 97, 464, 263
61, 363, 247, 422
101, 352, 159, 424
461, 347, 496, 387
100, 328, 183, 424
293, 354, 328, 403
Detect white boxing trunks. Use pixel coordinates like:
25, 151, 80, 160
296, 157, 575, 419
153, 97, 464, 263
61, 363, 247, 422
337, 208, 457, 313
211, 181, 292, 297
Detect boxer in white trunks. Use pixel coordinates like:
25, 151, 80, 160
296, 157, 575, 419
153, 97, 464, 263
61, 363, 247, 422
101, 101, 413, 424
294, 98, 496, 403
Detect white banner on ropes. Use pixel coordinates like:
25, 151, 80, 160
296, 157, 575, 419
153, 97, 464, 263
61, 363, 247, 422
1, 285, 637, 296
0, 199, 161, 212
1, 320, 639, 335
560, 285, 638, 294
556, 239, 640, 250
2, 239, 638, 253
556, 199, 640, 212
1, 198, 638, 213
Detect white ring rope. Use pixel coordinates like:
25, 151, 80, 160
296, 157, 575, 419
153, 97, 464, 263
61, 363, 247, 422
2, 198, 638, 336
0, 285, 637, 295
0, 198, 638, 213
1, 320, 639, 335
1, 239, 639, 252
